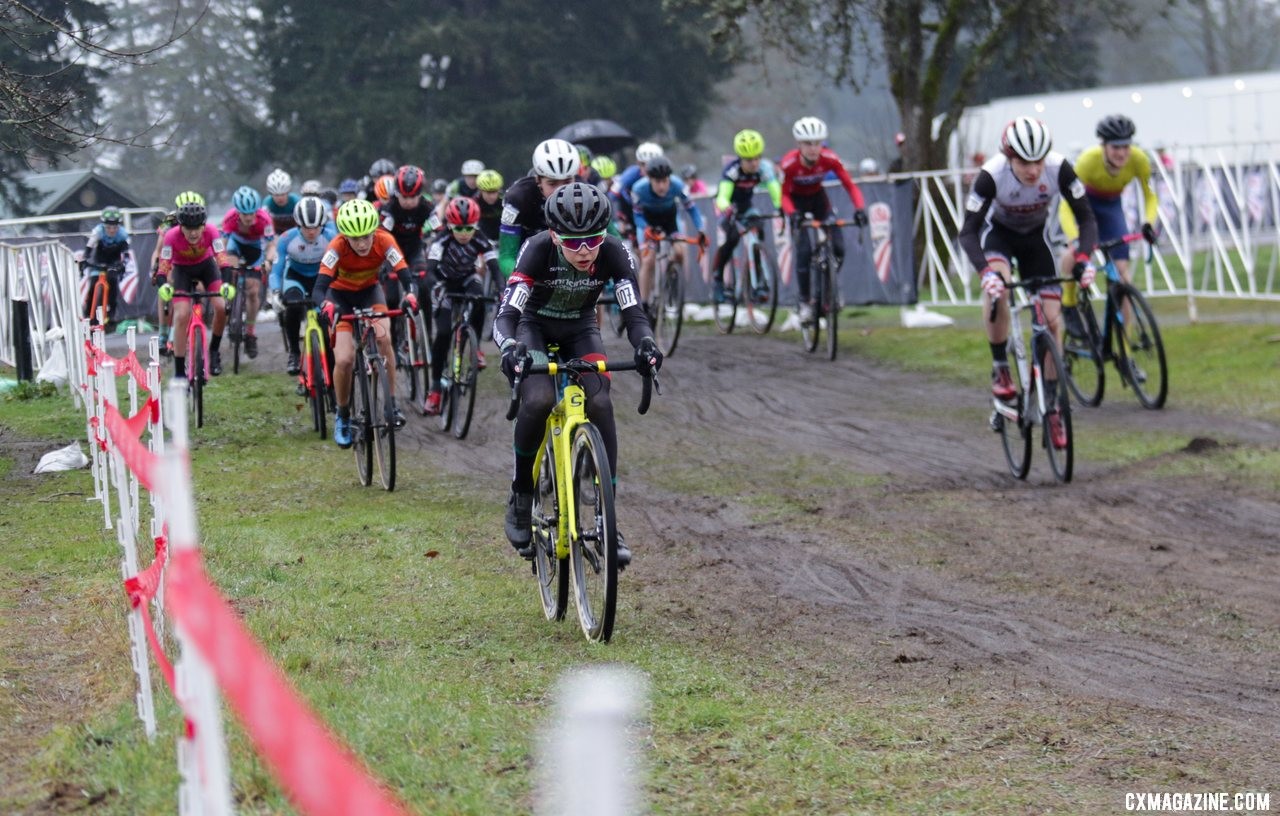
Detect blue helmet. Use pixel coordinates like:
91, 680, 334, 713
338, 178, 360, 195
232, 186, 260, 214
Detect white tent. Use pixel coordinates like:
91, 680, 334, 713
951, 69, 1280, 165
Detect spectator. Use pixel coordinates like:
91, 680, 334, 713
857, 157, 881, 179
888, 132, 907, 174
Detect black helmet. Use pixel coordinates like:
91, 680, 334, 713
1096, 114, 1136, 144
680, 163, 698, 180
544, 182, 612, 234
646, 156, 673, 179
368, 158, 396, 177
177, 201, 207, 227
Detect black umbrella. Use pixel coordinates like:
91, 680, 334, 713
554, 119, 636, 154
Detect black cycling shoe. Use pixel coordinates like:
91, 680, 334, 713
505, 490, 533, 557
616, 530, 631, 571
286, 352, 300, 375
245, 333, 259, 359
209, 349, 223, 376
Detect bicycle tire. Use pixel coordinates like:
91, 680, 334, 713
228, 276, 244, 375
1041, 335, 1074, 483
569, 422, 618, 642
90, 277, 109, 327
353, 348, 373, 487
1111, 283, 1168, 409
661, 260, 684, 356
801, 260, 821, 354
370, 353, 396, 491
401, 310, 429, 407
532, 442, 568, 622
191, 325, 205, 429
452, 325, 480, 440
998, 340, 1031, 480
713, 250, 739, 334
1062, 298, 1105, 408
745, 240, 779, 335
823, 250, 838, 361
437, 327, 457, 433
309, 339, 327, 440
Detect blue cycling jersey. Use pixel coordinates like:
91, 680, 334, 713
629, 177, 704, 235
269, 223, 337, 290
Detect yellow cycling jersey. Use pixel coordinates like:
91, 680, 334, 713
1059, 144, 1159, 239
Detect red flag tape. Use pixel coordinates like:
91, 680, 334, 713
166, 550, 413, 816
102, 402, 159, 493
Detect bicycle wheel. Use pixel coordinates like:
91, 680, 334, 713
663, 260, 684, 355
227, 285, 244, 375
1062, 298, 1105, 408
1111, 284, 1168, 409
353, 350, 373, 487
997, 344, 1031, 480
532, 443, 568, 622
823, 252, 838, 361
395, 314, 418, 406
437, 328, 457, 433
451, 325, 480, 440
370, 354, 396, 491
569, 422, 618, 643
1040, 336, 1074, 483
308, 338, 327, 440
190, 326, 205, 430
801, 262, 821, 353
713, 250, 739, 334
745, 240, 779, 334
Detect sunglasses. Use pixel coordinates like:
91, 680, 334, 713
450, 225, 477, 233
555, 231, 607, 252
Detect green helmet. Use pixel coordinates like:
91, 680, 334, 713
174, 190, 205, 208
733, 129, 766, 159
590, 155, 617, 179
100, 206, 122, 224
476, 169, 504, 192
335, 199, 380, 237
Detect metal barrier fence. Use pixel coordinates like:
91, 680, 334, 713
1, 240, 82, 388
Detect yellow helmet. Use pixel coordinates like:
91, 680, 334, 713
335, 199, 379, 237
590, 155, 617, 179
733, 129, 766, 159
476, 169, 504, 192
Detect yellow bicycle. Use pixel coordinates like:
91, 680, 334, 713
505, 344, 655, 643
296, 306, 335, 439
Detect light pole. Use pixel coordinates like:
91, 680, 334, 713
419, 53, 451, 173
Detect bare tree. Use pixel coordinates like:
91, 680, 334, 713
1176, 0, 1280, 74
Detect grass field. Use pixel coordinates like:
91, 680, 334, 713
2, 300, 1277, 814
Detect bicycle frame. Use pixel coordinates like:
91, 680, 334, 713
300, 308, 333, 398
991, 287, 1057, 428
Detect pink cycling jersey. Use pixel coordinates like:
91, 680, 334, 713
220, 208, 273, 243
778, 147, 865, 215
159, 224, 227, 267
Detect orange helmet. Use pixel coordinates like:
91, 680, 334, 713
373, 174, 394, 201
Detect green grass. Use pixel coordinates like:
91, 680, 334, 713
3, 323, 1277, 813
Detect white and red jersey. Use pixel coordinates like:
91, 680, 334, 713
779, 147, 865, 215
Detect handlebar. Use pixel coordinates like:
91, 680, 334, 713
336, 307, 404, 322
505, 354, 656, 420
1095, 232, 1146, 255
986, 276, 1075, 323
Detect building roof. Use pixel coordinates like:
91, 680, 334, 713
0, 169, 145, 220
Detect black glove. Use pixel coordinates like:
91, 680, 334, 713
634, 337, 662, 376
1141, 222, 1159, 245
852, 209, 868, 227
501, 342, 528, 386
151, 271, 166, 287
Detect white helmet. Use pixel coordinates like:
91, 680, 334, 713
792, 116, 828, 141
1001, 116, 1052, 162
858, 158, 880, 175
532, 139, 580, 180
300, 178, 323, 196
460, 159, 485, 176
635, 141, 664, 163
293, 196, 328, 229
265, 168, 292, 195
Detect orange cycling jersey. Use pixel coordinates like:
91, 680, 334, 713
317, 229, 407, 292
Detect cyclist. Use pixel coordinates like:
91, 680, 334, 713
575, 144, 604, 186
338, 178, 360, 204
590, 155, 616, 192
779, 116, 867, 323
1057, 114, 1161, 338
474, 169, 505, 242
495, 182, 661, 568
155, 200, 235, 381
379, 165, 436, 360
446, 159, 485, 201
430, 178, 449, 208
371, 174, 395, 208
79, 206, 132, 327
498, 138, 580, 279
221, 186, 274, 359
314, 199, 416, 446
958, 116, 1098, 450
681, 164, 708, 196
630, 155, 706, 304
610, 141, 663, 241
270, 196, 337, 375
710, 128, 783, 304
149, 208, 180, 354
263, 168, 300, 237
364, 158, 397, 202
422, 197, 499, 415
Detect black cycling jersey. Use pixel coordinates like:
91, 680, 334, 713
475, 194, 503, 243
378, 196, 435, 259
494, 232, 651, 350
424, 232, 499, 286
